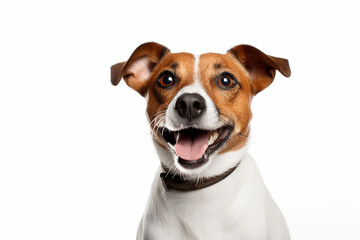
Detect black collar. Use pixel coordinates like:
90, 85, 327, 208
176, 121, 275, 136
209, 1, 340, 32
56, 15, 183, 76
160, 165, 238, 192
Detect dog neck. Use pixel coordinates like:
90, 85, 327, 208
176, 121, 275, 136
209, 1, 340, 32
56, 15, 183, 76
160, 164, 239, 191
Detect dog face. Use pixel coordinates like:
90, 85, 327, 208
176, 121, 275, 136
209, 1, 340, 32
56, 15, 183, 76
111, 42, 290, 178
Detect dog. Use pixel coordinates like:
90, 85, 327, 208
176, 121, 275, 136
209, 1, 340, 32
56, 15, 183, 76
111, 42, 291, 240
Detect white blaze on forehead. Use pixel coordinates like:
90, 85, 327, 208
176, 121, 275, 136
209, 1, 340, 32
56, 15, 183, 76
193, 54, 200, 82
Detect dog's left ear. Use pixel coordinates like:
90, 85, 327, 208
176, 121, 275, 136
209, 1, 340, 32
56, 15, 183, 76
111, 42, 170, 96
228, 45, 291, 95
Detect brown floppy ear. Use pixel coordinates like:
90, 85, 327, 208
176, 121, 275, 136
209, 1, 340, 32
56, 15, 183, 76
111, 42, 170, 96
228, 45, 291, 95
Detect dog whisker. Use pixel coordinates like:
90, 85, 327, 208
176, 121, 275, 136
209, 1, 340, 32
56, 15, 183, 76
165, 164, 176, 178
150, 112, 166, 136
173, 168, 181, 180
150, 110, 166, 126
149, 112, 163, 127
195, 173, 201, 186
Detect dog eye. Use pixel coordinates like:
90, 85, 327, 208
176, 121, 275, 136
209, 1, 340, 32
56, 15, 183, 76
157, 72, 175, 88
217, 74, 236, 89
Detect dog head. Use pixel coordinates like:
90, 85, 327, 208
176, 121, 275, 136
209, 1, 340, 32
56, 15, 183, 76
111, 42, 290, 179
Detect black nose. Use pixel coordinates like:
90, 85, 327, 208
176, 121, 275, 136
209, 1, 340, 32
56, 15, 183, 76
175, 93, 206, 122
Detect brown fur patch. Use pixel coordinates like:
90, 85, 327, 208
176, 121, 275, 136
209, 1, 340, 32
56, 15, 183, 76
146, 53, 196, 147
198, 53, 252, 152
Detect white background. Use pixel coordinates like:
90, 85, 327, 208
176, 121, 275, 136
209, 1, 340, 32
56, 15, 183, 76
1, 0, 359, 239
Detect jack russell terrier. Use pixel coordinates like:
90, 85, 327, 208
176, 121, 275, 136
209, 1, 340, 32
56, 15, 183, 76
111, 42, 291, 240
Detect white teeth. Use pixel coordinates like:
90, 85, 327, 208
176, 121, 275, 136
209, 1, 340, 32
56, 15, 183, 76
208, 131, 219, 145
175, 132, 180, 142
213, 131, 219, 140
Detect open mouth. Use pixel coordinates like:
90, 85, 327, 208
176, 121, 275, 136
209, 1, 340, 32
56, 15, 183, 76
160, 125, 233, 169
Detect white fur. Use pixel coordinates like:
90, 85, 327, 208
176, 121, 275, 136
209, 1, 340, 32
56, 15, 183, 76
193, 54, 200, 81
137, 146, 290, 240
137, 54, 290, 240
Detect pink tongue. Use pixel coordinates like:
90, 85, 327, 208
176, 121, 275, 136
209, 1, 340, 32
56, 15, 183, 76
175, 131, 209, 161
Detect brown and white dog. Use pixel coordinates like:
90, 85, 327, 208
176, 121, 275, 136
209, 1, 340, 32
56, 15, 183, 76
111, 42, 291, 240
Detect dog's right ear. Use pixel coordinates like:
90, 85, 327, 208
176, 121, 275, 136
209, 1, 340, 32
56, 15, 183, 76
111, 42, 170, 97
228, 45, 291, 95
